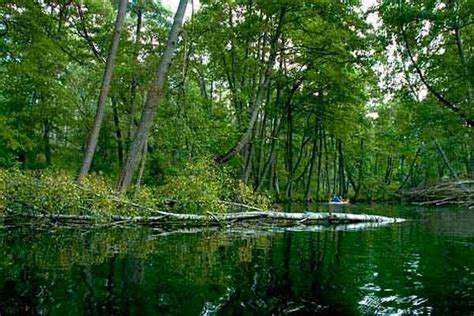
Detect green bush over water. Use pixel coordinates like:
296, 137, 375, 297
155, 160, 271, 213
0, 162, 271, 218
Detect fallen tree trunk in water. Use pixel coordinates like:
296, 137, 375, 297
402, 180, 473, 209
3, 206, 405, 227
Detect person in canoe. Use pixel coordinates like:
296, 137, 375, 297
330, 195, 350, 204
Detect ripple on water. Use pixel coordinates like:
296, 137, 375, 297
358, 292, 431, 315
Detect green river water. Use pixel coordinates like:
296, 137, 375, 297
0, 204, 473, 315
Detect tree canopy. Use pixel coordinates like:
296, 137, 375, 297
0, 0, 472, 202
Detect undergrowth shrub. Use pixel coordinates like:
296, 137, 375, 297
0, 169, 136, 218
155, 159, 271, 213
0, 163, 271, 217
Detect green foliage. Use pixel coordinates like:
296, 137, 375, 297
155, 159, 270, 213
0, 169, 159, 218
0, 0, 471, 211
0, 166, 271, 217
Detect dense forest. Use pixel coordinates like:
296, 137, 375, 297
0, 0, 472, 207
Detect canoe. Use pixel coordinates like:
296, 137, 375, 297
328, 200, 350, 205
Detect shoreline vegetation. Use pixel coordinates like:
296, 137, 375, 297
1, 1, 472, 218
0, 169, 405, 227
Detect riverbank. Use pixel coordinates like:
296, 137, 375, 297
0, 169, 404, 227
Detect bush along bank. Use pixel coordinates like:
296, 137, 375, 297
0, 162, 271, 220
0, 165, 405, 227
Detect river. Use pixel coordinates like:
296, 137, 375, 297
0, 204, 473, 315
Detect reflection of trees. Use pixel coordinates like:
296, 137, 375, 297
2, 218, 469, 315
0, 267, 41, 314
212, 229, 349, 315
0, 223, 353, 315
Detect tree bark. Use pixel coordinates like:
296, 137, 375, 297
316, 126, 323, 199
257, 116, 281, 191
135, 137, 148, 193
305, 126, 318, 200
127, 2, 143, 151
112, 97, 124, 167
323, 131, 330, 196
116, 0, 188, 192
43, 119, 52, 166
77, 0, 128, 183
285, 89, 294, 200
241, 123, 257, 183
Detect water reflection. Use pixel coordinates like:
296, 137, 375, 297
0, 205, 473, 315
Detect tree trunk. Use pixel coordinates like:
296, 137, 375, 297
337, 139, 346, 196
43, 119, 52, 166
332, 138, 337, 195
256, 107, 268, 187
470, 130, 474, 179
215, 8, 287, 164
434, 140, 461, 182
135, 137, 148, 193
116, 0, 188, 192
323, 131, 330, 196
241, 123, 257, 183
398, 146, 422, 191
257, 116, 281, 191
127, 2, 143, 151
305, 128, 318, 200
77, 0, 128, 183
112, 97, 124, 167
453, 0, 474, 179
285, 90, 293, 200
316, 127, 323, 200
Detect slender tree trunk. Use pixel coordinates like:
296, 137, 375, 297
403, 22, 474, 178
128, 3, 143, 151
453, 0, 473, 106
273, 155, 280, 198
257, 117, 281, 191
332, 138, 337, 195
353, 139, 364, 200
282, 80, 303, 199
384, 156, 393, 185
316, 127, 323, 200
453, 6, 474, 179
215, 8, 286, 164
135, 137, 147, 193
323, 131, 330, 196
78, 0, 128, 183
305, 127, 318, 200
43, 119, 52, 166
285, 93, 293, 200
116, 0, 188, 192
242, 123, 257, 183
256, 108, 268, 187
453, 0, 474, 179
470, 130, 474, 179
112, 97, 124, 167
338, 140, 346, 196
434, 140, 460, 182
398, 146, 422, 191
